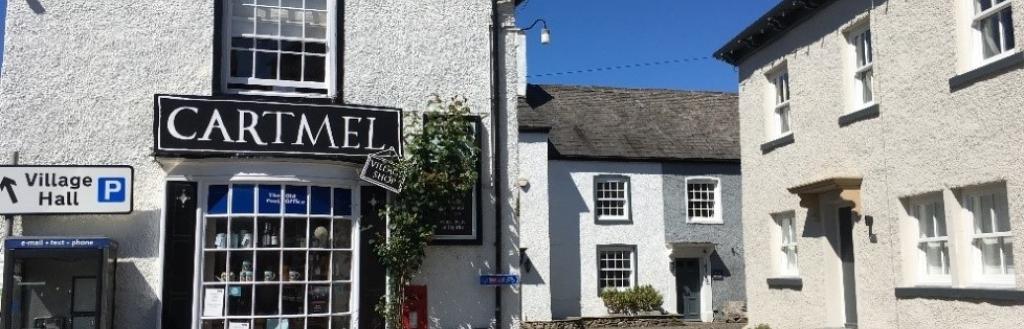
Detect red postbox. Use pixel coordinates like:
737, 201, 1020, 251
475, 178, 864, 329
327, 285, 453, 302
402, 285, 428, 329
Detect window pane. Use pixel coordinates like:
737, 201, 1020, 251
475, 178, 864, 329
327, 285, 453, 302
256, 7, 281, 36
306, 42, 327, 54
280, 53, 302, 81
924, 242, 949, 275
255, 38, 279, 50
282, 0, 303, 8
865, 30, 873, 64
979, 238, 1003, 275
304, 55, 326, 82
981, 15, 1002, 59
933, 202, 947, 237
977, 0, 994, 13
305, 11, 328, 39
231, 50, 254, 78
254, 52, 278, 79
1002, 9, 1016, 51
281, 40, 302, 52
995, 192, 1011, 232
778, 106, 790, 134
257, 0, 279, 5
281, 8, 304, 38
859, 70, 873, 103
307, 0, 327, 10
232, 37, 255, 49
1005, 241, 1015, 274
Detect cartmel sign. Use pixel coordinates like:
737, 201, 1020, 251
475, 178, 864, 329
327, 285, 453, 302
154, 95, 402, 161
0, 166, 134, 215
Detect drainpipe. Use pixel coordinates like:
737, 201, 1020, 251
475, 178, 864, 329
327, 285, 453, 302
490, 0, 505, 328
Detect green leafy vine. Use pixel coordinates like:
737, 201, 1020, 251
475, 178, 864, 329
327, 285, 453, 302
374, 95, 480, 328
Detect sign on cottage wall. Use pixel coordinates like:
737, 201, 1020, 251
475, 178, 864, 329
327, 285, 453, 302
426, 115, 482, 244
360, 150, 403, 193
154, 95, 402, 161
0, 166, 134, 215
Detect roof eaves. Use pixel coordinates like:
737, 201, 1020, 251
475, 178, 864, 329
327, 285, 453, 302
713, 0, 837, 66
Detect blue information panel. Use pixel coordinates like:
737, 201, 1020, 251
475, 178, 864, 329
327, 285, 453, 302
5, 237, 114, 250
479, 274, 519, 286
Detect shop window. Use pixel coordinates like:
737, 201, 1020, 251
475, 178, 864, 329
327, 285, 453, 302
597, 246, 636, 292
685, 177, 722, 224
222, 0, 335, 96
594, 176, 631, 223
200, 183, 354, 329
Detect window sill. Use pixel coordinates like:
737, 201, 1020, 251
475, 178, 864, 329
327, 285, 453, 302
595, 218, 633, 225
760, 133, 794, 154
894, 286, 1024, 302
838, 103, 880, 127
686, 219, 725, 225
766, 277, 803, 290
949, 51, 1024, 92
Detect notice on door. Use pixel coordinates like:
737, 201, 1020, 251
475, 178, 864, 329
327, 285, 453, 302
0, 166, 134, 215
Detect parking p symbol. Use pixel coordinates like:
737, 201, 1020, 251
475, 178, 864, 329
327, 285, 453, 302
98, 177, 126, 203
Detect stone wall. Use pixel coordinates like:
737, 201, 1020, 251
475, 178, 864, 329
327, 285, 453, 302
522, 315, 692, 329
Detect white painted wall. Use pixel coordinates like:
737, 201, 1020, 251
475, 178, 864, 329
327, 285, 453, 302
545, 160, 674, 318
736, 0, 1024, 328
0, 0, 522, 328
517, 133, 552, 322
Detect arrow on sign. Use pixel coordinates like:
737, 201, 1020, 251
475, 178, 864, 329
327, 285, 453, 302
0, 177, 17, 204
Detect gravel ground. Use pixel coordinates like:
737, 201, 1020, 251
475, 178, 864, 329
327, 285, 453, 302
591, 323, 747, 329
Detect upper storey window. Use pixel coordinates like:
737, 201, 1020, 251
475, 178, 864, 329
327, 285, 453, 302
973, 0, 1016, 62
770, 69, 791, 138
224, 0, 334, 96
848, 26, 874, 109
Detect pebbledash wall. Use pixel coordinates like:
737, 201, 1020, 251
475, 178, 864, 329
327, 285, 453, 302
718, 0, 1024, 328
0, 1, 524, 329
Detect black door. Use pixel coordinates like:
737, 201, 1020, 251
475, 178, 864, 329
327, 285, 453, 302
674, 258, 701, 320
838, 207, 858, 328
359, 186, 388, 329
161, 182, 198, 329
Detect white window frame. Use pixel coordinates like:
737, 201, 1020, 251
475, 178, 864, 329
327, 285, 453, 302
196, 180, 360, 329
221, 0, 338, 98
594, 176, 631, 222
769, 69, 792, 139
961, 184, 1015, 286
971, 0, 1017, 66
909, 194, 952, 285
774, 212, 799, 277
597, 246, 637, 292
847, 25, 875, 111
685, 177, 723, 224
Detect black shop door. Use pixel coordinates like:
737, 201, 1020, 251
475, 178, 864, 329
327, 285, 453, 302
675, 258, 701, 320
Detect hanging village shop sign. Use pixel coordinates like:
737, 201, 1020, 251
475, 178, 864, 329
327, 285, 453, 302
154, 95, 402, 161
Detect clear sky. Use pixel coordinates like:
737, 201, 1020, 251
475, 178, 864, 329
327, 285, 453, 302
517, 0, 778, 92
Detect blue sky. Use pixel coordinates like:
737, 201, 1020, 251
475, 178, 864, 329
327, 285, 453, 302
517, 0, 777, 92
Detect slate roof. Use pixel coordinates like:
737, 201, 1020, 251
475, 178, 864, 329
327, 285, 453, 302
517, 84, 739, 162
715, 0, 838, 65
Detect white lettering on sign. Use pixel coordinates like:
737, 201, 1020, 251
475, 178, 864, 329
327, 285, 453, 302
0, 166, 133, 215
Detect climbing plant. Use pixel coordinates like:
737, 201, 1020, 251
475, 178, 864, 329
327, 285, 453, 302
374, 95, 480, 328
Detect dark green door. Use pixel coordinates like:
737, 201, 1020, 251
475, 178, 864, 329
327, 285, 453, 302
675, 258, 701, 320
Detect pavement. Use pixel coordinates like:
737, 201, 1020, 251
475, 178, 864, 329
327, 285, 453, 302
591, 323, 747, 329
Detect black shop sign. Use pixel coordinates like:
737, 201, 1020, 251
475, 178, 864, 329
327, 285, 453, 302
153, 95, 402, 162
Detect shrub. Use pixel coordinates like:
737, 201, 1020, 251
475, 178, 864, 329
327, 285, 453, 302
600, 284, 664, 315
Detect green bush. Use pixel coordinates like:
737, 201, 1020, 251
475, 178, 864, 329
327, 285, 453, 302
599, 285, 664, 315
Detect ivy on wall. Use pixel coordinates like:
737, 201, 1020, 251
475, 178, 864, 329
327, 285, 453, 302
374, 95, 480, 328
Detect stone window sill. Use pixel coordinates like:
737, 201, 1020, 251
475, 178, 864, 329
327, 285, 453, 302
760, 133, 794, 154
894, 286, 1024, 302
949, 51, 1024, 92
767, 277, 803, 290
838, 103, 879, 127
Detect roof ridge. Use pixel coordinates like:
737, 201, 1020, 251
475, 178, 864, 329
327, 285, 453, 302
529, 83, 737, 96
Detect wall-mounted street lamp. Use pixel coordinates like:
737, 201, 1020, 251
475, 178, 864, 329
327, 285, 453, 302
521, 19, 551, 45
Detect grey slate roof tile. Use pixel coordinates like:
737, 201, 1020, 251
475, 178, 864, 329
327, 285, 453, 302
517, 84, 739, 161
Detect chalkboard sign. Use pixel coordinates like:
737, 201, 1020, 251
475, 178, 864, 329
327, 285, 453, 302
425, 115, 482, 245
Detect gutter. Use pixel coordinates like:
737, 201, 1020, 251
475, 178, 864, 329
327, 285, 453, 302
490, 0, 505, 328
